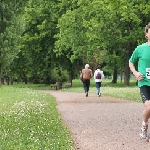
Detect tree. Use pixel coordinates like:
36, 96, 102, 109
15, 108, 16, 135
0, 0, 25, 86
55, 0, 150, 86
20, 0, 61, 84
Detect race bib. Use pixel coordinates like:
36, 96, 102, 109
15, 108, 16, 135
146, 68, 150, 79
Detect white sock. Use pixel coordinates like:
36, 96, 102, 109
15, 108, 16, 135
142, 121, 148, 126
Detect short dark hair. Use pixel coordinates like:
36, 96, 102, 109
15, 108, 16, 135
145, 23, 150, 39
145, 23, 150, 33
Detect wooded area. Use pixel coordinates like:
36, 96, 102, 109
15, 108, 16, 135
0, 0, 149, 86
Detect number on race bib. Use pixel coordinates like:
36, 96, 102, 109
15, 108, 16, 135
146, 68, 150, 79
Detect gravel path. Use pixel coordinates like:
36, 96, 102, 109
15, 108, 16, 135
40, 90, 150, 150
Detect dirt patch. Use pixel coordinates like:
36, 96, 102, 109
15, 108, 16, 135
40, 90, 150, 150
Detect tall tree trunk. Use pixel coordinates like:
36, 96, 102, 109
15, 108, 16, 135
124, 65, 130, 86
111, 66, 117, 83
22, 71, 27, 84
68, 63, 73, 86
0, 75, 2, 87
68, 73, 72, 84
45, 76, 50, 84
120, 72, 123, 83
124, 42, 133, 86
0, 64, 2, 87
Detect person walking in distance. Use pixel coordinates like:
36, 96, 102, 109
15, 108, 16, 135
94, 64, 104, 97
80, 64, 93, 97
129, 22, 150, 141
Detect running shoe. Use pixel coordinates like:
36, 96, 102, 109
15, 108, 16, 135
98, 93, 101, 97
140, 125, 148, 139
86, 92, 88, 97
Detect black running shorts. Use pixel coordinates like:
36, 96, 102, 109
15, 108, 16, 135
140, 85, 150, 103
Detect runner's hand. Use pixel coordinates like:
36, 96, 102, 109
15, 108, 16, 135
134, 71, 143, 81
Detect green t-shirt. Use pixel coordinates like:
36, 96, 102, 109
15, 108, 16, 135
129, 42, 150, 87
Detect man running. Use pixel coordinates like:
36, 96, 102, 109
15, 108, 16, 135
129, 22, 150, 141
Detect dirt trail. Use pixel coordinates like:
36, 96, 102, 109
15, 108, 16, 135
40, 90, 150, 150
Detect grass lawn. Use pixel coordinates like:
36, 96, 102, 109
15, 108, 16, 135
0, 87, 76, 150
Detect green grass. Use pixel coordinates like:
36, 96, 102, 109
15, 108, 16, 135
10, 78, 141, 102
0, 87, 76, 150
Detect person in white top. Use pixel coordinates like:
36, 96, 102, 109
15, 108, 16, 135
94, 64, 104, 96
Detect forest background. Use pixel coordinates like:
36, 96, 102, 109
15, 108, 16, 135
0, 0, 149, 86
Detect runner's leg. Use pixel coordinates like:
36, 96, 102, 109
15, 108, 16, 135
96, 82, 99, 95
140, 86, 150, 139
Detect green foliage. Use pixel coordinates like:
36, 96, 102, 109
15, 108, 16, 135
54, 0, 149, 85
1, 0, 150, 86
0, 0, 28, 85
0, 2, 21, 67
51, 67, 69, 83
20, 0, 61, 84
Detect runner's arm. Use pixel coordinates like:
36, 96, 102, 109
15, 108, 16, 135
129, 61, 143, 81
